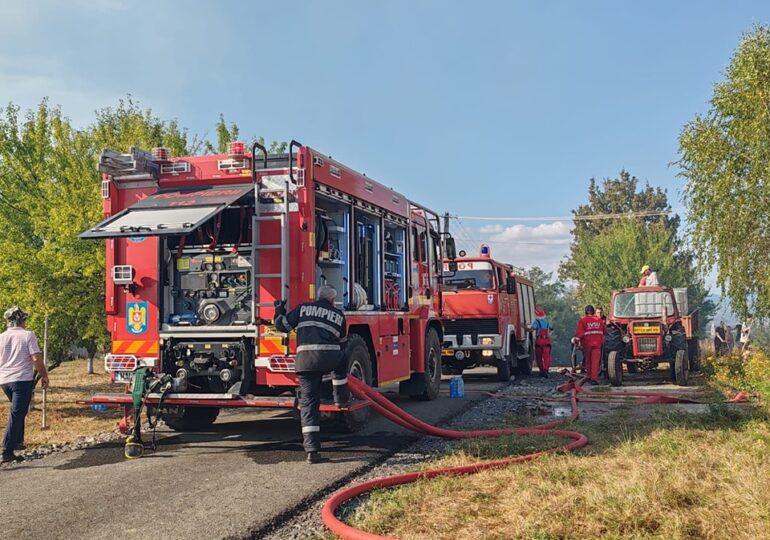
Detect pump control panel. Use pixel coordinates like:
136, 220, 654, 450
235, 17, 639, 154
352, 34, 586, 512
170, 252, 252, 326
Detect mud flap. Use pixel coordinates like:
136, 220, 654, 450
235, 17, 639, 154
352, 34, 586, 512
398, 374, 427, 396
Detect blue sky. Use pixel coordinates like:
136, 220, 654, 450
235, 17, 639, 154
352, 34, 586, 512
1, 0, 767, 277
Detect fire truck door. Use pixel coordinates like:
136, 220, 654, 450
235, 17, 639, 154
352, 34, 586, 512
410, 223, 429, 304
497, 267, 510, 314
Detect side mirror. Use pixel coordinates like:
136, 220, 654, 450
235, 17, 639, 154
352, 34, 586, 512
444, 236, 457, 260
446, 261, 458, 272
506, 279, 516, 294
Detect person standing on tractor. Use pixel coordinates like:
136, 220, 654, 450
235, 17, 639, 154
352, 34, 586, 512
274, 286, 351, 464
574, 305, 605, 384
531, 306, 552, 378
639, 265, 659, 287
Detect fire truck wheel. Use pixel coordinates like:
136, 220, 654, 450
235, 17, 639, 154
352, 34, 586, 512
496, 355, 512, 382
514, 341, 533, 377
673, 349, 689, 386
323, 335, 372, 433
162, 406, 220, 432
410, 328, 442, 401
607, 350, 623, 386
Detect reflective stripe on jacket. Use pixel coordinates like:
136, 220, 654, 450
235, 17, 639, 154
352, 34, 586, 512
275, 299, 347, 372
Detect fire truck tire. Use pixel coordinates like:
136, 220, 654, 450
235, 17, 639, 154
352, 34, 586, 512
410, 328, 442, 401
515, 340, 533, 377
673, 349, 689, 386
323, 334, 372, 433
496, 356, 512, 382
162, 406, 220, 432
607, 350, 623, 386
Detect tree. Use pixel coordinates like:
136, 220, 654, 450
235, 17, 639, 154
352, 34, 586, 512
678, 25, 770, 319
560, 170, 677, 280
523, 267, 581, 365
569, 220, 713, 328
0, 99, 192, 364
0, 97, 287, 365
204, 114, 287, 155
559, 173, 714, 333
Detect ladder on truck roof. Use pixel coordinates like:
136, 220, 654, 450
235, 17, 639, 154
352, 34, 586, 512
251, 142, 291, 355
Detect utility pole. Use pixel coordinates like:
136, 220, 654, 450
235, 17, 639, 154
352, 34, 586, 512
442, 212, 450, 253
41, 315, 49, 429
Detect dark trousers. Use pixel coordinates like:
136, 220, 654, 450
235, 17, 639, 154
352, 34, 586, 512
2, 380, 33, 458
296, 358, 349, 453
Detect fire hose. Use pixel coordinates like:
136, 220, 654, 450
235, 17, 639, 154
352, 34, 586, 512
321, 376, 589, 540
322, 374, 752, 540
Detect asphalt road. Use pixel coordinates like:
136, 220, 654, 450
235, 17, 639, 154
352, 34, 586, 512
0, 369, 506, 540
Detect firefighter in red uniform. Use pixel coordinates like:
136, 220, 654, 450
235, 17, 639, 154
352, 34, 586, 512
574, 305, 606, 384
531, 306, 552, 378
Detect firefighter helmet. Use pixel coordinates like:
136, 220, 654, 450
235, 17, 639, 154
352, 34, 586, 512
584, 305, 595, 315
4, 306, 28, 326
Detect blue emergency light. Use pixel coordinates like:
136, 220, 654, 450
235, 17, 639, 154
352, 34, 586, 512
480, 244, 491, 257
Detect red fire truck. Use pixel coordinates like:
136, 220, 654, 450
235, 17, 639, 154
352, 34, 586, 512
440, 245, 536, 381
82, 141, 455, 432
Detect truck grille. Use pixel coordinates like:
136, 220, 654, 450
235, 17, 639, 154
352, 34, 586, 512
636, 337, 659, 354
443, 318, 499, 339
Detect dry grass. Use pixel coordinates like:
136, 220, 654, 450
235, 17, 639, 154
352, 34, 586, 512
0, 358, 122, 447
339, 404, 770, 540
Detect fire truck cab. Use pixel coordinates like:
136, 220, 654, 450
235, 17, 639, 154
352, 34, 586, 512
440, 245, 536, 381
81, 141, 451, 432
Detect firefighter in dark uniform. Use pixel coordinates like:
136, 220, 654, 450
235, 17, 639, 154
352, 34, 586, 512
274, 285, 350, 463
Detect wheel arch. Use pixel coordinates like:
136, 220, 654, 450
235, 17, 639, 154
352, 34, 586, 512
347, 324, 378, 387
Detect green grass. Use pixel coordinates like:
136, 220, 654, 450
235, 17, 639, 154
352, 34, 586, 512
327, 400, 770, 540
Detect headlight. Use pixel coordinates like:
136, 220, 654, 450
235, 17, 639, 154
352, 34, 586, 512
481, 337, 494, 345
665, 335, 673, 342
482, 350, 494, 357
622, 335, 631, 343
454, 350, 466, 360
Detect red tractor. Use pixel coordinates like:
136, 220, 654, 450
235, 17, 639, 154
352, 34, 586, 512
604, 286, 699, 386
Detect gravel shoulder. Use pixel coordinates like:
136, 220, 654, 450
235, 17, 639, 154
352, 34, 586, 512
261, 372, 565, 540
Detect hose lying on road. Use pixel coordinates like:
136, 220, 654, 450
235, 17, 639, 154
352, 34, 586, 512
321, 376, 588, 540
322, 375, 753, 540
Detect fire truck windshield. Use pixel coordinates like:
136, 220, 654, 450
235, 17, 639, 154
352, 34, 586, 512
443, 269, 495, 290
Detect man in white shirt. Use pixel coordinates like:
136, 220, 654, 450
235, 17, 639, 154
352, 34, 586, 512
0, 307, 48, 464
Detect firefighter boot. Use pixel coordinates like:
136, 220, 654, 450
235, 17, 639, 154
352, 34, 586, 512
333, 377, 351, 409
306, 451, 322, 464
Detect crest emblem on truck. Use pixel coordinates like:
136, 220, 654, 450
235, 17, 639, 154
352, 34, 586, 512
127, 302, 148, 335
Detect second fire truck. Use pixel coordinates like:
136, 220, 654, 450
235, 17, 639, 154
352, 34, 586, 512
82, 140, 456, 432
440, 245, 536, 380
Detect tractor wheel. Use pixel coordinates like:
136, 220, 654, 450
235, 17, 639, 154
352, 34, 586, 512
410, 328, 442, 401
674, 349, 689, 386
627, 361, 639, 374
163, 406, 220, 432
323, 334, 372, 433
607, 351, 623, 387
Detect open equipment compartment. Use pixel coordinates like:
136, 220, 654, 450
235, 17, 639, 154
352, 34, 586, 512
161, 203, 254, 329
315, 194, 351, 309
383, 220, 406, 310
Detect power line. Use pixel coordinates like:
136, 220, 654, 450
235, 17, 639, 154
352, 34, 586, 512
454, 209, 677, 222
